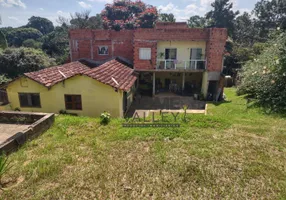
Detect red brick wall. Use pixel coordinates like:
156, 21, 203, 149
133, 28, 209, 41
69, 24, 227, 72
69, 29, 134, 62
206, 28, 228, 72
155, 22, 188, 29
134, 40, 157, 70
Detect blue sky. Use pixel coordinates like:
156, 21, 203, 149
0, 0, 260, 27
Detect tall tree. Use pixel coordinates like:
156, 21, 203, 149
233, 12, 260, 45
0, 31, 7, 49
0, 14, 7, 49
4, 28, 43, 47
101, 0, 158, 31
206, 0, 239, 36
187, 15, 207, 28
58, 11, 103, 29
41, 26, 69, 64
26, 16, 54, 35
254, 0, 286, 38
159, 13, 176, 22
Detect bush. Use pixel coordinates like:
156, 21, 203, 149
100, 111, 111, 125
5, 28, 43, 47
22, 39, 42, 49
237, 32, 286, 113
0, 47, 55, 78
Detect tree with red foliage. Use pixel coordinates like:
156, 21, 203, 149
101, 0, 158, 31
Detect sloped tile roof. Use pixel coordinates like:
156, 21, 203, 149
24, 59, 137, 91
84, 59, 137, 91
24, 61, 91, 88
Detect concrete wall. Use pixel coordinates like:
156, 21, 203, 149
6, 76, 125, 118
201, 72, 209, 98
0, 112, 54, 154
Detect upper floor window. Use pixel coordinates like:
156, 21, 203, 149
72, 40, 79, 52
98, 46, 109, 55
139, 48, 151, 60
165, 48, 177, 60
18, 93, 41, 108
65, 95, 82, 110
190, 48, 203, 60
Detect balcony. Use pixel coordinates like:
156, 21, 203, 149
156, 59, 206, 70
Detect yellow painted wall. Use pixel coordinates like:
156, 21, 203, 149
6, 75, 125, 117
157, 41, 206, 69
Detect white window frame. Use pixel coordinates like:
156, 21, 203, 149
73, 40, 78, 52
98, 46, 109, 55
165, 48, 177, 60
139, 48, 152, 60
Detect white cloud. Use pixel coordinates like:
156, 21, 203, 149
78, 1, 92, 8
39, 8, 44, 11
8, 16, 20, 22
0, 0, 26, 8
200, 0, 212, 7
87, 0, 112, 3
158, 3, 202, 22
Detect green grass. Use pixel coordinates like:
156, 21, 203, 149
1, 88, 286, 199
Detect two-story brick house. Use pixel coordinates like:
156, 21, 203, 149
69, 22, 227, 100
1, 22, 227, 117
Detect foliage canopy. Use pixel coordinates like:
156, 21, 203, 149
237, 32, 286, 113
0, 47, 55, 78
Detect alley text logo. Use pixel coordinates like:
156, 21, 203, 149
122, 111, 187, 127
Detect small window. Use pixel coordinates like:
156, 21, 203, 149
139, 48, 151, 60
190, 48, 203, 60
98, 46, 109, 55
18, 93, 41, 108
73, 40, 79, 52
65, 95, 82, 110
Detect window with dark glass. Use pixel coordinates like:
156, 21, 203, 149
65, 95, 82, 110
18, 93, 41, 108
165, 48, 177, 60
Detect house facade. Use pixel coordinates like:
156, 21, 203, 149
4, 60, 137, 117
1, 22, 227, 118
69, 22, 228, 99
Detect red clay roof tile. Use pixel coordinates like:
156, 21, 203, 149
24, 61, 90, 88
84, 59, 137, 91
24, 59, 137, 91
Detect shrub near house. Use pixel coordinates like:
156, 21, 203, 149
238, 32, 286, 113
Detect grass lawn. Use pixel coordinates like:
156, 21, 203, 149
1, 88, 286, 199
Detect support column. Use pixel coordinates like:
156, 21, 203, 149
201, 72, 208, 99
182, 72, 185, 92
153, 72, 156, 96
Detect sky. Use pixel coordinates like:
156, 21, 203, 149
0, 0, 261, 28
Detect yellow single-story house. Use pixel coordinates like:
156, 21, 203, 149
2, 58, 138, 117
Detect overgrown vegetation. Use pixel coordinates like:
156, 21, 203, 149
1, 89, 286, 199
237, 31, 286, 113
101, 0, 158, 30
0, 47, 55, 78
0, 154, 11, 188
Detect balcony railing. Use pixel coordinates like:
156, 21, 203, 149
156, 59, 206, 70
